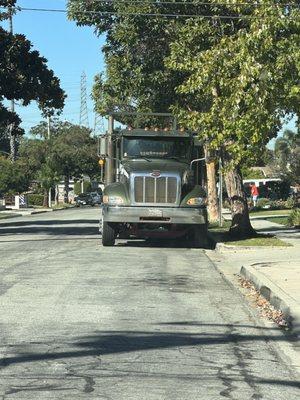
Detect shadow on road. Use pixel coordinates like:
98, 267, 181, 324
0, 219, 99, 227
0, 225, 99, 236
116, 238, 213, 249
0, 219, 214, 249
156, 321, 285, 330
1, 327, 299, 391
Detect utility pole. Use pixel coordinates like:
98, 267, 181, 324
47, 116, 52, 208
93, 112, 105, 137
79, 71, 89, 128
105, 115, 114, 185
8, 3, 16, 161
47, 115, 51, 139
218, 156, 223, 227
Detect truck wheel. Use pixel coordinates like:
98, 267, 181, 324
193, 224, 209, 249
102, 221, 116, 246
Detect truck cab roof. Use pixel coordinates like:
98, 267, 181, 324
119, 128, 194, 138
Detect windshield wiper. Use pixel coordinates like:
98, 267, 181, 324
164, 156, 186, 162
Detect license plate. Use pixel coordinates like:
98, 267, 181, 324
148, 209, 163, 217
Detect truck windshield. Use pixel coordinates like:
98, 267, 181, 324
123, 137, 191, 161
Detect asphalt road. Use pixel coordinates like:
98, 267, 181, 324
0, 208, 299, 399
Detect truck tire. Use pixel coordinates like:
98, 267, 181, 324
193, 224, 209, 249
102, 221, 116, 246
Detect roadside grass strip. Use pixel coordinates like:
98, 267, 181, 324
249, 209, 291, 217
209, 220, 231, 231
209, 221, 291, 247
264, 216, 289, 226
226, 236, 291, 247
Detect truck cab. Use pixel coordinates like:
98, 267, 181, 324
100, 124, 208, 247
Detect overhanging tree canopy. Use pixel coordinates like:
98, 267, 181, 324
0, 26, 65, 123
166, 3, 300, 234
0, 0, 65, 156
68, 0, 300, 235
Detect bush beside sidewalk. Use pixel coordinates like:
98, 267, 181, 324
211, 216, 300, 340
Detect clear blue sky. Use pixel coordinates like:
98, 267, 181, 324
3, 0, 105, 133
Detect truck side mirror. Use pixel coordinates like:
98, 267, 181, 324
190, 157, 206, 170
98, 136, 107, 157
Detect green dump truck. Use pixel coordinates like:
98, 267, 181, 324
99, 113, 208, 247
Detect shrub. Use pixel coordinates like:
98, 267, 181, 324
267, 199, 295, 210
288, 209, 300, 227
256, 198, 271, 209
74, 181, 92, 195
285, 197, 296, 209
27, 193, 44, 206
0, 157, 31, 195
241, 167, 265, 179
269, 200, 283, 210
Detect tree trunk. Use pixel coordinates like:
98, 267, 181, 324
64, 175, 69, 204
223, 160, 255, 238
204, 146, 219, 222
43, 189, 48, 208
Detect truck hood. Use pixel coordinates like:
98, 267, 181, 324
121, 159, 189, 177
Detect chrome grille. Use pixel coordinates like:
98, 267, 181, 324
134, 176, 178, 204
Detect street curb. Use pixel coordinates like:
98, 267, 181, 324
32, 206, 77, 214
30, 207, 76, 215
52, 206, 77, 212
214, 242, 290, 251
240, 264, 300, 340
31, 210, 52, 215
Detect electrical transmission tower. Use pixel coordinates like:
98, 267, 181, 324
93, 112, 105, 137
79, 71, 89, 128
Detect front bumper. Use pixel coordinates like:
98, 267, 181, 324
102, 205, 207, 225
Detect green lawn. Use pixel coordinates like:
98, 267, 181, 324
209, 220, 231, 231
226, 236, 291, 247
264, 216, 289, 226
209, 220, 290, 247
249, 209, 291, 217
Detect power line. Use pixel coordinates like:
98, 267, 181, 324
1, 6, 299, 20
45, 0, 300, 7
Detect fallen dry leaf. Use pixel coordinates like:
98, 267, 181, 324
237, 276, 289, 329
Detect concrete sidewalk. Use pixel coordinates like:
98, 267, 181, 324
215, 217, 300, 339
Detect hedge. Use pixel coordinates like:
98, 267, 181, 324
27, 193, 44, 206
74, 181, 92, 195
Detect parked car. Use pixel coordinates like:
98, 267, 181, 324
75, 190, 103, 207
89, 190, 103, 205
74, 193, 94, 207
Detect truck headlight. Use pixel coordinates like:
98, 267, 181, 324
187, 197, 206, 206
103, 195, 124, 205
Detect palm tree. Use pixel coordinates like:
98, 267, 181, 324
274, 129, 300, 183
